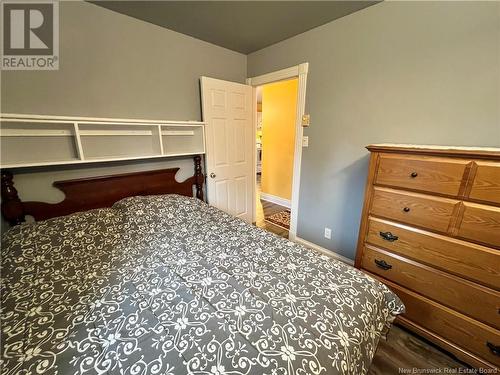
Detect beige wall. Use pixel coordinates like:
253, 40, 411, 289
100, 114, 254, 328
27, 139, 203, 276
248, 1, 500, 259
261, 79, 298, 201
0, 1, 247, 231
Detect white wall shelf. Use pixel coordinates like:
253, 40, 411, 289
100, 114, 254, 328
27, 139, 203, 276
0, 113, 205, 169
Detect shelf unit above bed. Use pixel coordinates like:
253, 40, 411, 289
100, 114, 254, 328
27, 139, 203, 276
0, 114, 206, 168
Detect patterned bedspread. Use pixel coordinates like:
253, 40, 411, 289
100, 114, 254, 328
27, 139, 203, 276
1, 195, 404, 375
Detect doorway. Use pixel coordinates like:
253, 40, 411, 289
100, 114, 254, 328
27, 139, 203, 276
247, 63, 309, 241
254, 79, 298, 238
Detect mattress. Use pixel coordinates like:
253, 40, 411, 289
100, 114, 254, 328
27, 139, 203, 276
1, 195, 404, 374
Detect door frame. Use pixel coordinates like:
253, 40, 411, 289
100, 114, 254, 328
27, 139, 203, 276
246, 62, 309, 240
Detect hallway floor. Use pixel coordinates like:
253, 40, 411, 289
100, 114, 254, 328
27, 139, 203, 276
255, 174, 289, 238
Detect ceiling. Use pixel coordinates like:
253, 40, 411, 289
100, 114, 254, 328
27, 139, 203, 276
92, 1, 379, 54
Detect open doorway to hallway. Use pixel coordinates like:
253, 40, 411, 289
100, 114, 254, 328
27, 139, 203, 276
254, 78, 299, 238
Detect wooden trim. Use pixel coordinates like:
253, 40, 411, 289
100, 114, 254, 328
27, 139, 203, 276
193, 155, 204, 200
1, 156, 204, 225
458, 161, 475, 198
456, 202, 500, 249
396, 318, 496, 370
0, 153, 206, 170
0, 128, 73, 136
365, 216, 500, 290
366, 144, 500, 160
1, 113, 204, 125
367, 272, 498, 370
259, 192, 291, 209
355, 152, 380, 267
363, 244, 500, 329
250, 84, 258, 223
154, 125, 164, 155
288, 63, 309, 240
246, 62, 309, 241
461, 161, 478, 198
9, 129, 199, 137
246, 65, 301, 86
73, 123, 85, 160
463, 161, 500, 207
447, 201, 464, 236
289, 63, 309, 240
1, 171, 25, 226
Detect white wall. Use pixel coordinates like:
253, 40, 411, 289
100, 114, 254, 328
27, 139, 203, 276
248, 1, 500, 259
0, 1, 247, 231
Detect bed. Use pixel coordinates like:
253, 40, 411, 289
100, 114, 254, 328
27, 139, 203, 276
1, 157, 404, 375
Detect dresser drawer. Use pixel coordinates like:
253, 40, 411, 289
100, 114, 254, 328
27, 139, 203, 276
457, 202, 500, 248
370, 187, 459, 233
469, 162, 500, 205
366, 217, 500, 289
380, 278, 500, 368
361, 245, 500, 329
375, 154, 468, 196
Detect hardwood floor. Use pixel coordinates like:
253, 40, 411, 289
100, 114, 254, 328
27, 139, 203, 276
254, 176, 471, 374
370, 325, 469, 374
255, 175, 289, 238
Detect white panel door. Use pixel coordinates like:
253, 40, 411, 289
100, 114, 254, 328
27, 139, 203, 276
201, 76, 254, 222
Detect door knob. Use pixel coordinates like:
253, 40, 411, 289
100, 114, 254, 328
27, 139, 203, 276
210, 173, 216, 178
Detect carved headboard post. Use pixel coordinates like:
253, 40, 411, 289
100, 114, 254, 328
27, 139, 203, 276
193, 155, 204, 201
1, 170, 25, 226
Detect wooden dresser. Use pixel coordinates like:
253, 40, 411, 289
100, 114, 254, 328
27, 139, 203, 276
355, 144, 500, 369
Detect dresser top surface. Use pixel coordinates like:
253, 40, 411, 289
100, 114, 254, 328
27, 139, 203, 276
367, 144, 500, 159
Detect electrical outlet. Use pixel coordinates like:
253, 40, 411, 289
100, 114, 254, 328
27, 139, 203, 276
324, 227, 332, 239
302, 136, 309, 147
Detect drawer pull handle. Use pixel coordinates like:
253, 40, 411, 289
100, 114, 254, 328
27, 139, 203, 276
486, 342, 500, 356
379, 231, 399, 242
403, 207, 411, 213
410, 172, 418, 178
374, 259, 392, 270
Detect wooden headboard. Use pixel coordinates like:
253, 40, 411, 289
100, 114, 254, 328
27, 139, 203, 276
1, 155, 204, 226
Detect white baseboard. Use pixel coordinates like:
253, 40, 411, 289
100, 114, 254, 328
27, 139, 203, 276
294, 237, 355, 266
260, 192, 291, 209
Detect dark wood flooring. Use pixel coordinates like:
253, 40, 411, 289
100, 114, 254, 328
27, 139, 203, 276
370, 325, 468, 374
